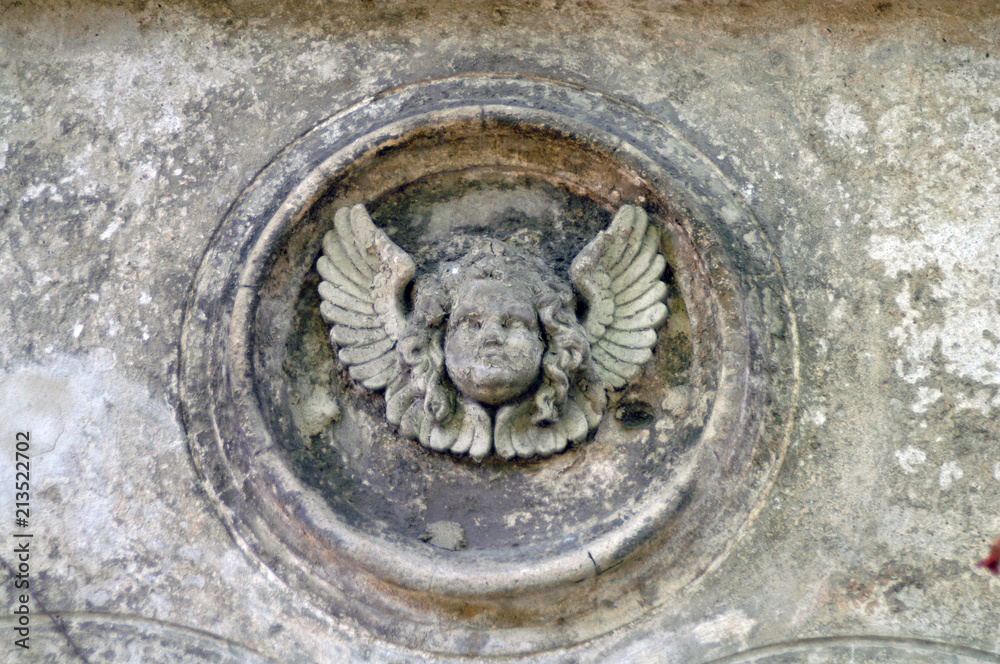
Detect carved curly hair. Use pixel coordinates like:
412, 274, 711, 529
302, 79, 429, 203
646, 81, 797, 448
394, 240, 591, 429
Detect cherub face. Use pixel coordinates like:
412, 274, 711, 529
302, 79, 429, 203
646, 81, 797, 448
444, 279, 544, 406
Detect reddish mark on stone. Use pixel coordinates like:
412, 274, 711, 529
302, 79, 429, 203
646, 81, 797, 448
978, 535, 1000, 574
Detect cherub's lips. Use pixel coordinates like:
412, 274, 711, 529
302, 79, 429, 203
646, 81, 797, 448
477, 348, 506, 361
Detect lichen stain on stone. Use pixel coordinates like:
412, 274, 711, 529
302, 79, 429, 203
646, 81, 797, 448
864, 78, 1000, 417
420, 520, 468, 550
869, 227, 1000, 413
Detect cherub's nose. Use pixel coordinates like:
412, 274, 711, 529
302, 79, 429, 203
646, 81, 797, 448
480, 320, 503, 345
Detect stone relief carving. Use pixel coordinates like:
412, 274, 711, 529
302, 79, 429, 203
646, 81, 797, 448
317, 203, 669, 460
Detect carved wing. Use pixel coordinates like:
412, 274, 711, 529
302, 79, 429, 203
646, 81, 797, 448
569, 205, 669, 389
317, 204, 415, 390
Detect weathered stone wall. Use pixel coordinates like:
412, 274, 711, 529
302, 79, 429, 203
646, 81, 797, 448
2, 1, 999, 662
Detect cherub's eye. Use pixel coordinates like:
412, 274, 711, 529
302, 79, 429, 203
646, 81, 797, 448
458, 317, 480, 330
502, 317, 531, 331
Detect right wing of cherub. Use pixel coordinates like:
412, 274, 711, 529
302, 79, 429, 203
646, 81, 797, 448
569, 205, 669, 389
317, 204, 415, 390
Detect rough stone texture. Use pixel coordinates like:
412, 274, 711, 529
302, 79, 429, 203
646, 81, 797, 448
2, 1, 1000, 662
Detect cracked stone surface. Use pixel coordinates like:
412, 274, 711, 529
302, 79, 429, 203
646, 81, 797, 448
2, 2, 1000, 662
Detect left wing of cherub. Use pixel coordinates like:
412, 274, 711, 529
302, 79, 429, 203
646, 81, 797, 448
317, 204, 415, 390
569, 205, 669, 389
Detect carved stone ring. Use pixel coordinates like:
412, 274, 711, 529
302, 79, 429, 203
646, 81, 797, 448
317, 203, 669, 460
180, 76, 797, 656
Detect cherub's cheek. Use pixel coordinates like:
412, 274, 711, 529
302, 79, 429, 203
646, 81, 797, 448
444, 336, 471, 369
506, 338, 543, 364
515, 333, 543, 352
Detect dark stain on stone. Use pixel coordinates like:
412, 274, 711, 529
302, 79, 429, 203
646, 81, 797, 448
616, 401, 656, 429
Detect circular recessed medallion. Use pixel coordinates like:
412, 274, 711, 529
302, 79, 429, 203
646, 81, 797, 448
180, 75, 799, 656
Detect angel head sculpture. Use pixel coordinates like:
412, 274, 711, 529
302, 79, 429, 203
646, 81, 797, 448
316, 203, 668, 461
